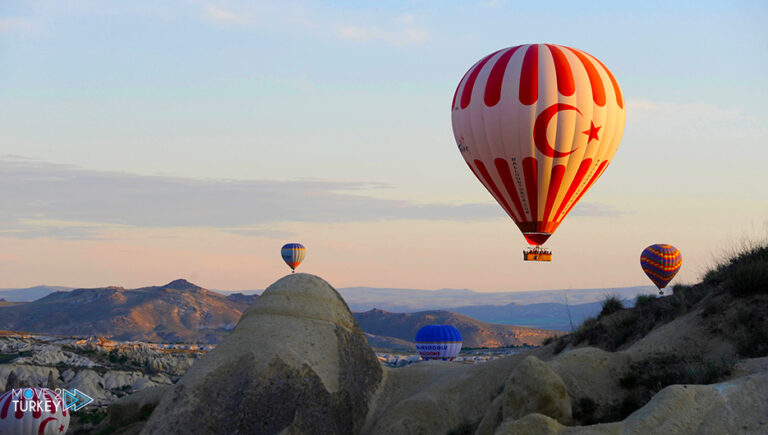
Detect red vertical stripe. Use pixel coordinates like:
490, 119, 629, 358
16, 395, 24, 419
553, 158, 592, 222
543, 164, 566, 222
546, 45, 575, 96
466, 161, 481, 182
564, 160, 609, 216
452, 68, 471, 109
484, 46, 521, 107
32, 390, 41, 418
474, 159, 516, 218
519, 45, 539, 105
565, 47, 606, 106
0, 393, 11, 419
593, 57, 624, 108
522, 157, 538, 221
494, 158, 526, 219
460, 50, 501, 109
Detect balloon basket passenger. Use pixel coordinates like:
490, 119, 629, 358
523, 246, 552, 262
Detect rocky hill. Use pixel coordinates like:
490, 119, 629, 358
0, 279, 559, 348
80, 243, 768, 434
354, 308, 557, 347
0, 279, 253, 343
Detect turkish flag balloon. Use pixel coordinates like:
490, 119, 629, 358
452, 44, 625, 245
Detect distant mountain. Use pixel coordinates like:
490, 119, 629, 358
338, 285, 656, 312
225, 292, 260, 305
0, 285, 73, 302
363, 332, 415, 352
449, 301, 606, 332
353, 309, 558, 348
0, 279, 255, 343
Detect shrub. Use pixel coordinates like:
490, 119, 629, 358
543, 335, 556, 345
727, 260, 768, 297
553, 337, 569, 355
599, 295, 624, 318
635, 294, 655, 307
572, 317, 597, 345
620, 353, 734, 392
703, 241, 768, 286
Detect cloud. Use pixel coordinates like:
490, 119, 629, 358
0, 158, 496, 238
193, 1, 428, 46
203, 4, 241, 25
334, 14, 429, 45
0, 158, 622, 239
0, 18, 35, 33
224, 228, 295, 238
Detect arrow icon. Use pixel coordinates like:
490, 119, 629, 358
62, 389, 94, 411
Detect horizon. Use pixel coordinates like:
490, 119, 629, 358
2, 1, 766, 292
0, 277, 655, 297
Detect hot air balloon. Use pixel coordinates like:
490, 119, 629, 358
281, 243, 306, 273
0, 388, 69, 435
641, 244, 682, 295
452, 44, 625, 261
415, 325, 462, 361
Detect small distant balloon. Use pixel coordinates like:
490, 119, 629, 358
640, 244, 682, 295
0, 388, 69, 435
281, 243, 306, 273
415, 325, 462, 361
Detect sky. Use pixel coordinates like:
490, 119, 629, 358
1, 0, 767, 292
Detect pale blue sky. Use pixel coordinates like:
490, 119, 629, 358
1, 0, 766, 291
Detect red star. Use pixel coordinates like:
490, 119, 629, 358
582, 121, 601, 142
59, 425, 65, 432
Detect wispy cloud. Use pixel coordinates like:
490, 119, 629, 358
0, 158, 495, 238
203, 4, 241, 25
334, 14, 429, 45
0, 18, 36, 33
0, 158, 623, 239
194, 1, 429, 45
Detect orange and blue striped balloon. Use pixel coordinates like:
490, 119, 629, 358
640, 244, 681, 291
281, 243, 306, 272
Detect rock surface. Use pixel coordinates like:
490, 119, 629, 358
142, 273, 382, 434
476, 356, 571, 434
547, 347, 631, 414
494, 371, 768, 434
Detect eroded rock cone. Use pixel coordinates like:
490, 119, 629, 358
142, 274, 382, 434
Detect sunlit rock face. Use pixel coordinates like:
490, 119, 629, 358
142, 273, 382, 434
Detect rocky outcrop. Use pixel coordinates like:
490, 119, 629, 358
494, 371, 768, 434
547, 347, 631, 415
12, 345, 100, 367
142, 273, 382, 434
0, 364, 60, 392
476, 356, 571, 434
501, 356, 571, 423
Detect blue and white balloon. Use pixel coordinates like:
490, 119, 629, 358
415, 325, 462, 361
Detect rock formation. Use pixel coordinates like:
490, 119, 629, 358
476, 356, 571, 434
141, 273, 382, 434
494, 371, 768, 434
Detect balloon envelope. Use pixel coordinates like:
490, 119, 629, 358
281, 243, 306, 271
415, 325, 462, 361
640, 244, 682, 289
0, 388, 69, 435
452, 44, 625, 245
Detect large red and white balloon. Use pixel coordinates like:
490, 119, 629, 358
0, 388, 69, 434
452, 44, 625, 246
